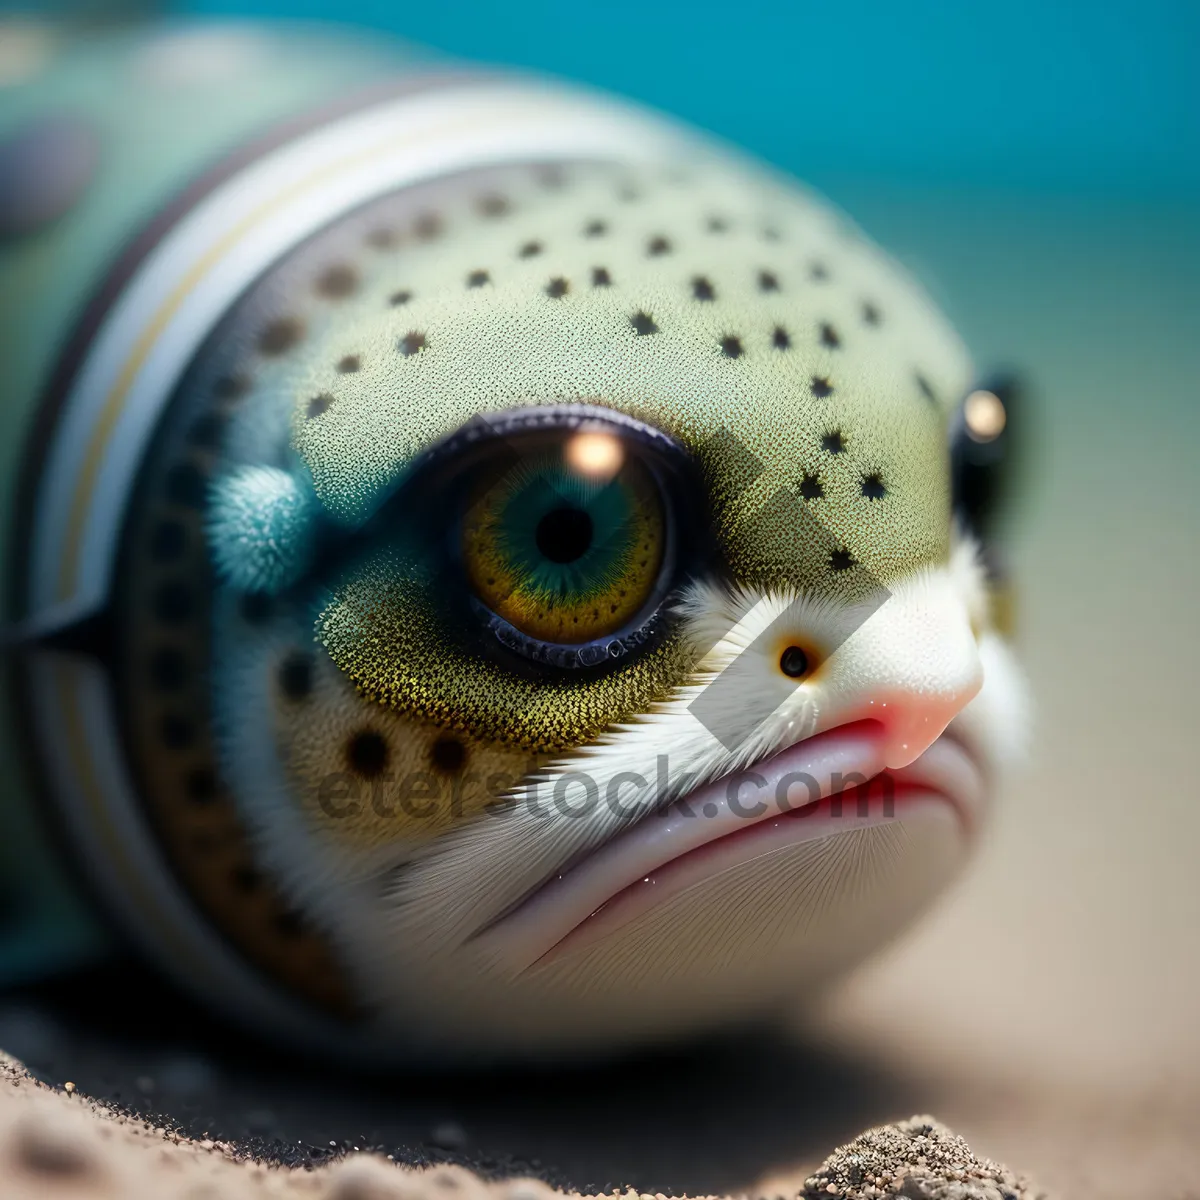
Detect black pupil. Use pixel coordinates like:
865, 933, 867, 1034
536, 506, 593, 564
780, 645, 809, 678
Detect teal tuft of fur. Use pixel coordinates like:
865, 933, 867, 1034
207, 464, 318, 594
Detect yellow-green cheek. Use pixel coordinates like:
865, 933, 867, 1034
317, 547, 696, 757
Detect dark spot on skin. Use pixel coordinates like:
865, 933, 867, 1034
830, 548, 856, 572
430, 735, 467, 774
231, 864, 261, 893
274, 910, 306, 938
545, 276, 569, 298
915, 373, 938, 405
757, 270, 780, 292
809, 262, 830, 281
772, 326, 791, 350
315, 264, 358, 299
761, 226, 782, 242
150, 646, 187, 691
861, 473, 887, 500
822, 429, 845, 454
153, 580, 192, 625
631, 311, 659, 336
160, 713, 193, 749
189, 413, 224, 450
692, 276, 715, 301
477, 193, 509, 217
307, 393, 333, 419
720, 335, 744, 359
398, 331, 427, 356
799, 474, 824, 500
617, 183, 639, 202
584, 219, 607, 236
811, 376, 834, 397
365, 226, 399, 249
213, 373, 251, 402
414, 212, 442, 240
862, 301, 881, 325
389, 289, 413, 307
820, 322, 841, 348
466, 269, 490, 288
647, 235, 671, 256
591, 266, 612, 287
536, 165, 566, 190
706, 215, 728, 233
258, 316, 304, 356
150, 520, 186, 563
336, 355, 360, 374
239, 591, 273, 625
185, 767, 218, 804
166, 461, 206, 508
779, 645, 809, 677
278, 651, 313, 701
346, 730, 389, 778
518, 240, 542, 258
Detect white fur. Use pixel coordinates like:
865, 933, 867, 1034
212, 528, 1028, 1053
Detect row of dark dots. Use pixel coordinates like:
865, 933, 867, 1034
212, 593, 330, 930
798, 470, 888, 502
288, 300, 926, 417
462, 167, 792, 246
599, 183, 798, 247
150, 457, 226, 777
363, 210, 445, 252
625, 309, 935, 406
274, 648, 468, 779
299, 317, 846, 392
455, 261, 848, 309
495, 228, 843, 287
382, 269, 882, 327
627, 310, 841, 378
289, 316, 838, 392
146, 415, 318, 935
306, 332, 930, 419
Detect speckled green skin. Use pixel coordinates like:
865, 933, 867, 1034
0, 20, 977, 989
280, 163, 973, 748
0, 20, 429, 981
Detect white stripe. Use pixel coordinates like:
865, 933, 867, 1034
27, 79, 697, 619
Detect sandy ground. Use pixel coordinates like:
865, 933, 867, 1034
0, 1054, 1049, 1200
1, 184, 1197, 1199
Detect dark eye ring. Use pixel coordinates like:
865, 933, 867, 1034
396, 404, 703, 673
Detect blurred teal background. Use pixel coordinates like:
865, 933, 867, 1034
175, 0, 1200, 199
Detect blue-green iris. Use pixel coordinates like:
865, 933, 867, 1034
492, 462, 637, 603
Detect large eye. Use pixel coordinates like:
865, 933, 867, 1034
371, 405, 695, 671
462, 439, 666, 646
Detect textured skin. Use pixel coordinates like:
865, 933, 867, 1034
0, 19, 424, 986
289, 161, 970, 576
252, 162, 975, 759
3, 22, 1018, 1052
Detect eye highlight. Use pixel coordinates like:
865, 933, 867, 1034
461, 441, 666, 646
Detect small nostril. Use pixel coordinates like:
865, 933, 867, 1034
780, 645, 810, 678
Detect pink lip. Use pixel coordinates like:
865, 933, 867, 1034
480, 720, 985, 972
